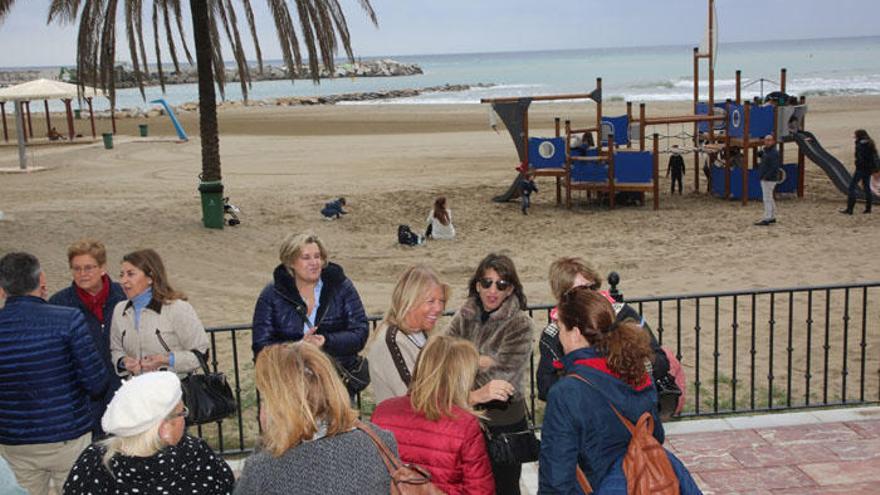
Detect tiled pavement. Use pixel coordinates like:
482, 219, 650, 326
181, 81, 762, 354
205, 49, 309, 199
521, 406, 880, 494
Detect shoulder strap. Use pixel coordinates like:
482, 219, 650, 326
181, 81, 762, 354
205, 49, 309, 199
385, 326, 412, 386
355, 420, 402, 475
154, 329, 210, 374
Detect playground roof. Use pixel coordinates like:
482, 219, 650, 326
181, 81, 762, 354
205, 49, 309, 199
0, 78, 104, 102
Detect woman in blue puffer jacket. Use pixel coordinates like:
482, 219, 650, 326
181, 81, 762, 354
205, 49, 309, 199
251, 232, 368, 388
539, 287, 701, 494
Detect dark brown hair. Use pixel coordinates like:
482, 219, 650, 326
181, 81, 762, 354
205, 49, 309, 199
855, 129, 877, 154
122, 249, 186, 303
432, 196, 450, 226
467, 253, 527, 309
557, 287, 651, 388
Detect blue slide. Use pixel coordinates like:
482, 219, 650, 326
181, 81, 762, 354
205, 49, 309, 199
150, 98, 188, 141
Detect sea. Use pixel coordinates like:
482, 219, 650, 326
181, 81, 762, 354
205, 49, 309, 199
14, 35, 880, 112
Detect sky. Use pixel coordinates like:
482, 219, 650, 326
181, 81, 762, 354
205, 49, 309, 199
0, 0, 878, 68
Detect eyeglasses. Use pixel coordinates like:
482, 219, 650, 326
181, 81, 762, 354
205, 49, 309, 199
168, 406, 189, 419
478, 278, 511, 291
71, 265, 99, 274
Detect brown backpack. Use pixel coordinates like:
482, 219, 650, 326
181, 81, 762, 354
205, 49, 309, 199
356, 420, 447, 495
568, 374, 680, 495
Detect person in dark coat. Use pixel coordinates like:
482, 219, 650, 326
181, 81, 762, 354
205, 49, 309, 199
320, 197, 348, 219
841, 129, 876, 214
755, 134, 781, 226
252, 232, 368, 385
536, 257, 670, 403
538, 288, 701, 494
0, 252, 109, 495
666, 145, 686, 194
48, 239, 126, 437
520, 175, 538, 215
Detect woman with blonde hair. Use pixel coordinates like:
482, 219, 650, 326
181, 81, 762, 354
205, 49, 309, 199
109, 249, 209, 378
63, 371, 234, 494
367, 264, 450, 403
235, 342, 396, 494
252, 231, 368, 395
372, 335, 495, 494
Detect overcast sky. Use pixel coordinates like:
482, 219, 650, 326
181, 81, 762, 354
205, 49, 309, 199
0, 0, 877, 67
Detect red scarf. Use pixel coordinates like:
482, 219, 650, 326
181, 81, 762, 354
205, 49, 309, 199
574, 357, 652, 391
75, 274, 110, 323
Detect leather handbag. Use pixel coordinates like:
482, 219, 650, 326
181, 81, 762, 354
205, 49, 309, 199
156, 330, 237, 425
484, 424, 541, 465
335, 355, 371, 395
356, 421, 446, 495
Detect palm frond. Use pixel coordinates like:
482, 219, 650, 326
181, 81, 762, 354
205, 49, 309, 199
99, 0, 118, 105
292, 0, 320, 82
152, 1, 166, 93
206, 3, 226, 100
222, 0, 252, 99
266, 0, 302, 79
47, 0, 80, 24
240, 0, 263, 74
134, 0, 150, 78
355, 0, 378, 27
160, 0, 182, 73
125, 0, 146, 100
169, 0, 193, 65
0, 0, 17, 24
325, 0, 354, 61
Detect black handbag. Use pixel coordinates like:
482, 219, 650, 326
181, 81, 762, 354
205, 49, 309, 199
484, 423, 541, 466
335, 355, 371, 396
156, 331, 238, 425
655, 373, 682, 421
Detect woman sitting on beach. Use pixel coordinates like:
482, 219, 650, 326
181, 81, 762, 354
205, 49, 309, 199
371, 335, 495, 494
426, 196, 455, 240
234, 342, 396, 495
446, 253, 533, 495
367, 264, 449, 403
251, 231, 369, 395
538, 287, 701, 494
63, 371, 234, 495
109, 249, 209, 378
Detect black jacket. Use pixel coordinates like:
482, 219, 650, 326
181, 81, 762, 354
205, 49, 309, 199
855, 138, 876, 174
252, 262, 368, 370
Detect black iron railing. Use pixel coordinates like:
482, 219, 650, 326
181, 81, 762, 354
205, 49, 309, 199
196, 281, 880, 456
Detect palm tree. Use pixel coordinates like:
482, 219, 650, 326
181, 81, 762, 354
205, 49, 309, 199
0, 0, 377, 227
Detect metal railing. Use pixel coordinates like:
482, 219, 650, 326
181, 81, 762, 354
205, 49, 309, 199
195, 281, 880, 456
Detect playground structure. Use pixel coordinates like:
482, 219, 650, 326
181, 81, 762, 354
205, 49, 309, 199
483, 0, 863, 210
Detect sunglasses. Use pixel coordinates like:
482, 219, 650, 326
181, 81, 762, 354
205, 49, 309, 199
478, 278, 511, 291
168, 405, 189, 419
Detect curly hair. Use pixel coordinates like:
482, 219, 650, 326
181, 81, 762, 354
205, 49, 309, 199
557, 286, 651, 388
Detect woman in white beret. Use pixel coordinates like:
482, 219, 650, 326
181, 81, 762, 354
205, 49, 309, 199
63, 371, 234, 495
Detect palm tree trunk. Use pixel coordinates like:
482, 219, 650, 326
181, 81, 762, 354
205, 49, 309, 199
191, 0, 221, 182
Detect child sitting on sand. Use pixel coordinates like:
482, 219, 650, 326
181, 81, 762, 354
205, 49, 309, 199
321, 197, 348, 219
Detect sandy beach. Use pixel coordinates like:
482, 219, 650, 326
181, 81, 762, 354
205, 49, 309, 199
0, 96, 878, 326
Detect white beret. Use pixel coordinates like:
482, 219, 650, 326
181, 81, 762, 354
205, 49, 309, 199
102, 371, 182, 437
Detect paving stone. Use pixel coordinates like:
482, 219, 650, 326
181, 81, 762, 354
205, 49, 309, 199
845, 419, 880, 438
825, 437, 880, 460
799, 457, 880, 485
696, 466, 816, 493
729, 443, 838, 468
755, 422, 861, 446
675, 450, 743, 472
667, 429, 767, 455
772, 482, 880, 494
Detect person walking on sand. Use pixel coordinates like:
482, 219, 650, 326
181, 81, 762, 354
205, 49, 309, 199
755, 135, 780, 226
666, 145, 686, 195
841, 129, 876, 215
520, 175, 538, 215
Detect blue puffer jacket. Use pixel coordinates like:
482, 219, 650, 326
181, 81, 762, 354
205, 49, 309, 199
49, 278, 126, 435
251, 262, 368, 370
540, 346, 672, 494
0, 296, 109, 445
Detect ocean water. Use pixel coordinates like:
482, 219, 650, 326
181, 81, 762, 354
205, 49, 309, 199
29, 35, 880, 111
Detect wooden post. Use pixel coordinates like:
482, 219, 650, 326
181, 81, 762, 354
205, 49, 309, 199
522, 106, 529, 168
780, 68, 787, 94
565, 119, 572, 208
724, 100, 732, 198
43, 100, 52, 134
639, 103, 646, 152
798, 95, 806, 197
87, 97, 96, 139
707, 0, 715, 144
742, 102, 751, 205
554, 117, 560, 138
608, 133, 616, 209
25, 101, 33, 139
595, 78, 603, 148
0, 102, 7, 142
735, 70, 741, 104
64, 99, 75, 140
653, 133, 660, 210
626, 101, 633, 149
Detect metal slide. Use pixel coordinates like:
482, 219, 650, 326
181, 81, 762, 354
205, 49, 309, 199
793, 130, 869, 201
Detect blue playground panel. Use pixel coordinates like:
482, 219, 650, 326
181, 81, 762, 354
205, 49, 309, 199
711, 163, 798, 200
601, 115, 630, 146
571, 150, 653, 184
727, 104, 774, 139
528, 137, 566, 169
696, 102, 728, 133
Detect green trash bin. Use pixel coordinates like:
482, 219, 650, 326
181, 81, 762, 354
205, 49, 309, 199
74, 109, 81, 119
138, 124, 149, 137
102, 133, 113, 150
198, 180, 225, 229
